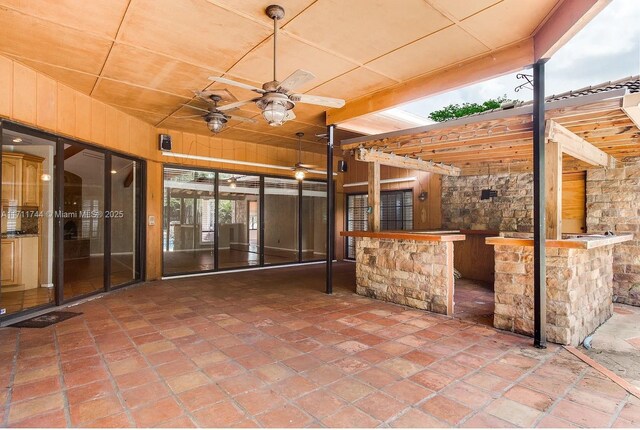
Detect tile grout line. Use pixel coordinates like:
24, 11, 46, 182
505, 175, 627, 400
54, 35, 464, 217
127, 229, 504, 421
53, 325, 72, 427
531, 366, 590, 427
2, 329, 19, 427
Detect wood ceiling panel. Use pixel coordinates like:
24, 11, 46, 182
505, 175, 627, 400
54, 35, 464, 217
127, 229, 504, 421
0, 0, 128, 39
366, 25, 489, 81
0, 8, 112, 74
310, 67, 396, 101
9, 57, 98, 94
227, 33, 356, 94
283, 0, 452, 64
207, 0, 315, 25
461, 0, 559, 48
426, 0, 501, 21
92, 79, 190, 117
118, 0, 272, 71
101, 44, 216, 98
113, 106, 169, 126
229, 119, 326, 143
218, 127, 326, 153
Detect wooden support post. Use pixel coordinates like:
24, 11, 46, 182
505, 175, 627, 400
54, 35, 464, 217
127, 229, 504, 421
368, 161, 380, 232
545, 137, 563, 240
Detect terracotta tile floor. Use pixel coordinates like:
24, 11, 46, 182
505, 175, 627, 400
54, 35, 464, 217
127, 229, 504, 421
1, 262, 639, 428
453, 279, 494, 327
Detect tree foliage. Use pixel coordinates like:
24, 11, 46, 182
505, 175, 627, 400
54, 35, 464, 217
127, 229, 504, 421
428, 95, 514, 122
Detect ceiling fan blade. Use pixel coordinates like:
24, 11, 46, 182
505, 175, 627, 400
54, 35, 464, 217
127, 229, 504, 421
226, 114, 257, 124
217, 98, 260, 112
277, 69, 316, 93
182, 104, 210, 113
209, 76, 265, 94
173, 114, 204, 119
298, 163, 318, 169
291, 94, 345, 108
284, 110, 296, 121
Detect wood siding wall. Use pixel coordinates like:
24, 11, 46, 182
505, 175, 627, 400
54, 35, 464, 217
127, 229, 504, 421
337, 151, 442, 256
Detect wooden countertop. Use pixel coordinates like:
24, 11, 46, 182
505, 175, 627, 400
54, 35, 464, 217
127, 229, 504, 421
485, 234, 634, 249
340, 230, 466, 242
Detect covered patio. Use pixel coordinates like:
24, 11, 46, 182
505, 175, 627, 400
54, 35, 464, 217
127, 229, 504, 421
1, 263, 639, 428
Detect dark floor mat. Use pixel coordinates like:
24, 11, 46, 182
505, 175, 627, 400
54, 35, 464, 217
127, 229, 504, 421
9, 311, 82, 328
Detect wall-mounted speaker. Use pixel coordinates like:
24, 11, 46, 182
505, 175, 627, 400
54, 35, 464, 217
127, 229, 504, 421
337, 160, 348, 172
159, 134, 172, 151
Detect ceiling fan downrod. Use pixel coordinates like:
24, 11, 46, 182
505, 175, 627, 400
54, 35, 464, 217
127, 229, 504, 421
266, 5, 285, 83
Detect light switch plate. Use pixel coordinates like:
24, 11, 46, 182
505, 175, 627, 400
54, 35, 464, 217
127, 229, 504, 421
148, 215, 156, 226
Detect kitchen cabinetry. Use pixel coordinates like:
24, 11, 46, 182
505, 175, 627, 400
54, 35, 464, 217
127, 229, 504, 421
1, 236, 39, 289
1, 238, 20, 285
1, 153, 43, 207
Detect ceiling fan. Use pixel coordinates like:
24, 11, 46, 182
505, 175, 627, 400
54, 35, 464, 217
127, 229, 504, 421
177, 91, 257, 133
208, 4, 346, 127
292, 132, 318, 180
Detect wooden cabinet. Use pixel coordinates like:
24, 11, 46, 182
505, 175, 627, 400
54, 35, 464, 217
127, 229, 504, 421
1, 153, 43, 207
1, 155, 22, 206
1, 238, 21, 286
22, 158, 41, 207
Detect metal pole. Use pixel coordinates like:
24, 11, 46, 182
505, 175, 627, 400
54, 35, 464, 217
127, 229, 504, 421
533, 60, 547, 349
326, 124, 335, 294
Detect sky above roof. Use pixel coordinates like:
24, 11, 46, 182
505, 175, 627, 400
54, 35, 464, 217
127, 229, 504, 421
399, 0, 640, 122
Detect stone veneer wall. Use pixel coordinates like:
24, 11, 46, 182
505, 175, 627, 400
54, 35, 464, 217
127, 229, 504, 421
493, 244, 614, 345
586, 157, 640, 306
441, 173, 533, 232
355, 237, 454, 315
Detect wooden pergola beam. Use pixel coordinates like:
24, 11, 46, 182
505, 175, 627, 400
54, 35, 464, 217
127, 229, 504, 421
546, 120, 616, 168
355, 148, 461, 176
368, 161, 380, 232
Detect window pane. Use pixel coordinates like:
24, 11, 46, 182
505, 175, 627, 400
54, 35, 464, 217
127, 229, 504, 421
264, 177, 299, 264
1, 127, 56, 315
110, 156, 142, 287
218, 174, 260, 269
63, 145, 105, 299
162, 168, 215, 275
302, 181, 326, 261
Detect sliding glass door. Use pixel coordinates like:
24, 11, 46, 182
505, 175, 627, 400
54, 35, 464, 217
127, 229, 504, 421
264, 177, 298, 265
1, 125, 56, 316
218, 173, 260, 269
162, 168, 215, 275
162, 167, 328, 277
110, 155, 143, 287
0, 121, 145, 319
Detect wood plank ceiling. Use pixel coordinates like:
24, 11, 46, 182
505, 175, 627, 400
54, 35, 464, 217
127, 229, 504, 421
0, 0, 561, 150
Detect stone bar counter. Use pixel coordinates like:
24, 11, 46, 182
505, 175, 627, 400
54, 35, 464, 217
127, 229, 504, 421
340, 231, 466, 315
486, 234, 633, 345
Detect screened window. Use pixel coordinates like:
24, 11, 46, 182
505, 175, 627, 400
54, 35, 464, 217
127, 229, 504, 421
345, 190, 413, 259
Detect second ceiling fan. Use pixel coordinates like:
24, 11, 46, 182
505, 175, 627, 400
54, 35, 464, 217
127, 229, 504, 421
209, 4, 346, 127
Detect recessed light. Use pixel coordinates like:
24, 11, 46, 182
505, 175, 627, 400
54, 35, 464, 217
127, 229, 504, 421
111, 170, 117, 174
12, 138, 22, 143
41, 173, 51, 182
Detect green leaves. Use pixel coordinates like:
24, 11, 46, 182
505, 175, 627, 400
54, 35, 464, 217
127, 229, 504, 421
428, 95, 516, 122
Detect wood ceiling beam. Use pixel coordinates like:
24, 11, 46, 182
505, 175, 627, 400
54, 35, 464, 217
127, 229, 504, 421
546, 120, 616, 168
355, 148, 460, 176
534, 0, 610, 61
326, 40, 534, 125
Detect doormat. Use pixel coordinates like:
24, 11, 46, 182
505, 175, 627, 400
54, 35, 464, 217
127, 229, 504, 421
9, 311, 82, 328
